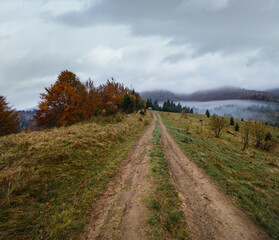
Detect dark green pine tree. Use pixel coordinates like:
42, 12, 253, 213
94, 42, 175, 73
146, 99, 152, 109
153, 100, 160, 111
122, 94, 134, 113
230, 116, 235, 126
234, 122, 239, 131
205, 109, 210, 118
135, 94, 141, 111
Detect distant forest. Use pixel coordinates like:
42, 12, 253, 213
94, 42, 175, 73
146, 99, 194, 113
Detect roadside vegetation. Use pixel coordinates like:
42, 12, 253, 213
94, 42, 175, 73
159, 111, 279, 239
0, 112, 151, 239
145, 117, 188, 239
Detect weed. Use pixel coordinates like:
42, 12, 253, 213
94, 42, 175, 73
148, 199, 161, 211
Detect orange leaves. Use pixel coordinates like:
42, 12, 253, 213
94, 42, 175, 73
35, 71, 143, 128
34, 71, 86, 128
99, 78, 128, 115
0, 95, 19, 136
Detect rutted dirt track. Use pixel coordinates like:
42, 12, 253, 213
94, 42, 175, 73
81, 113, 268, 240
80, 116, 156, 240
158, 114, 268, 240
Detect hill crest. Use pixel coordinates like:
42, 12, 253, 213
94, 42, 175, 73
140, 87, 279, 102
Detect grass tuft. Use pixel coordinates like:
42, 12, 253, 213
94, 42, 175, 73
145, 120, 188, 240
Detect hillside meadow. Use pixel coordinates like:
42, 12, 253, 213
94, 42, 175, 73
159, 111, 279, 239
0, 112, 151, 239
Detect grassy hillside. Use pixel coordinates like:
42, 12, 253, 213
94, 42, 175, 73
159, 111, 279, 239
0, 112, 151, 239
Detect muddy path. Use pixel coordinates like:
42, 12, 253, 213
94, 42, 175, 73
80, 116, 155, 240
81, 112, 268, 240
158, 114, 268, 240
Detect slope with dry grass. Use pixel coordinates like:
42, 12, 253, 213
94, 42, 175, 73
159, 111, 279, 239
0, 112, 151, 240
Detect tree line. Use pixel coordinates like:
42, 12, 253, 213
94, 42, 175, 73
0, 70, 145, 136
146, 99, 194, 113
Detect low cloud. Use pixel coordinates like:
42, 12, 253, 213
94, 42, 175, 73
0, 0, 279, 109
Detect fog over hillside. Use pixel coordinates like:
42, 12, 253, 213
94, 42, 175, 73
160, 100, 279, 123
141, 87, 279, 103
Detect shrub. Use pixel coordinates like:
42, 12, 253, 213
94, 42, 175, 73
140, 110, 145, 115
265, 132, 272, 141
263, 140, 276, 151
250, 121, 267, 148
263, 132, 276, 151
241, 122, 250, 150
209, 114, 228, 138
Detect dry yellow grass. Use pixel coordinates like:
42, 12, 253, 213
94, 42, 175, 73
0, 112, 151, 239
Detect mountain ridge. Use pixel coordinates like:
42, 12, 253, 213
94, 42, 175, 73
140, 87, 279, 102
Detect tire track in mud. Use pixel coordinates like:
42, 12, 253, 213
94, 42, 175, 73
158, 114, 268, 240
81, 112, 268, 240
80, 116, 155, 240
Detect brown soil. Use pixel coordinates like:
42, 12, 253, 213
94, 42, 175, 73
158, 114, 269, 240
80, 117, 155, 240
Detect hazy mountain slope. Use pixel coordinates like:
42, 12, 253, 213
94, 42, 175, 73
140, 90, 181, 102
179, 87, 279, 101
266, 88, 279, 95
140, 87, 279, 102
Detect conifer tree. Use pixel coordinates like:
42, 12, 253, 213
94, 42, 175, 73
122, 94, 134, 113
234, 122, 239, 131
205, 109, 210, 118
230, 116, 235, 126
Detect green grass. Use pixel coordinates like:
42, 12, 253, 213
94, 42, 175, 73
145, 119, 188, 240
159, 111, 279, 239
0, 112, 151, 240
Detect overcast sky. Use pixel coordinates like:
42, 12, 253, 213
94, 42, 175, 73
1, 0, 279, 109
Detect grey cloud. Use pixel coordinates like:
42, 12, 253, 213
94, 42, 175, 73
55, 0, 279, 57
163, 53, 188, 64
1, 0, 279, 109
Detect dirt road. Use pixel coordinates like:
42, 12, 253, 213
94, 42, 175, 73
158, 114, 268, 240
81, 113, 268, 240
80, 116, 155, 240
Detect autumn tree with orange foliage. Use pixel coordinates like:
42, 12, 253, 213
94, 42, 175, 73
98, 78, 128, 115
0, 95, 19, 136
35, 71, 146, 128
34, 71, 86, 127
83, 79, 101, 119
